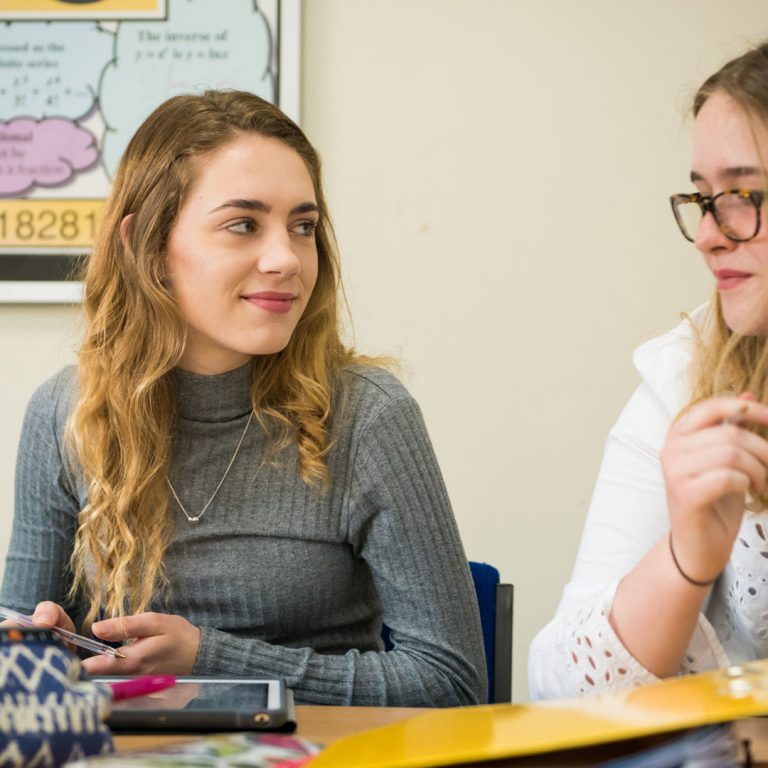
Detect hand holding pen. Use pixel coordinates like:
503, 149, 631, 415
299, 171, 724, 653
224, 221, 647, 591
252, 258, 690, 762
662, 392, 768, 585
1, 603, 202, 676
82, 611, 201, 677
0, 603, 126, 658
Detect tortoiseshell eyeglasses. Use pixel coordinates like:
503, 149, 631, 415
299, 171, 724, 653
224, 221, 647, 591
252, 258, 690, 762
670, 189, 765, 243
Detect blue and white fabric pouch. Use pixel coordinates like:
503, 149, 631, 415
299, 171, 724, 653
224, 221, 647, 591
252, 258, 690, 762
0, 627, 113, 767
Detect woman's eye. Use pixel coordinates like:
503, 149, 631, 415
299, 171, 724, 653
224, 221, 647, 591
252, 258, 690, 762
226, 219, 257, 234
293, 220, 318, 237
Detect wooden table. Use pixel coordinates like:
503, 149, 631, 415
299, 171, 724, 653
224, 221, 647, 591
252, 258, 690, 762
113, 709, 768, 766
736, 719, 768, 765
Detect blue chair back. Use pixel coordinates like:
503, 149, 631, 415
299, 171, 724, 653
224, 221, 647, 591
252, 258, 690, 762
469, 561, 501, 700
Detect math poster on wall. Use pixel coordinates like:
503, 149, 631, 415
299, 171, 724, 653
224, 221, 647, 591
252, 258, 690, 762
0, 0, 300, 302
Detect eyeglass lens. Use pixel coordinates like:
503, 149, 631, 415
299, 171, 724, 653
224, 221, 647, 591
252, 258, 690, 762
675, 192, 758, 241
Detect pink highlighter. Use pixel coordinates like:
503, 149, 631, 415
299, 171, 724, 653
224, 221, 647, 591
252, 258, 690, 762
109, 675, 177, 701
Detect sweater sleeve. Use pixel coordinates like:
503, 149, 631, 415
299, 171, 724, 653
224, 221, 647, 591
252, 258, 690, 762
0, 371, 83, 622
193, 393, 488, 707
527, 374, 729, 700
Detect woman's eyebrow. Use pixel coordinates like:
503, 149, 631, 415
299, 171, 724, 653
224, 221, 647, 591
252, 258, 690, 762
208, 199, 319, 215
690, 166, 762, 184
209, 198, 270, 214
291, 202, 320, 215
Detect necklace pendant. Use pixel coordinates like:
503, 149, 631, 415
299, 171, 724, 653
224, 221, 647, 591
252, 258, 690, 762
166, 411, 254, 525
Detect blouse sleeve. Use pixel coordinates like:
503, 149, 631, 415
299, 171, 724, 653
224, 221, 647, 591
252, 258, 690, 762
0, 371, 83, 623
528, 368, 730, 700
193, 393, 488, 707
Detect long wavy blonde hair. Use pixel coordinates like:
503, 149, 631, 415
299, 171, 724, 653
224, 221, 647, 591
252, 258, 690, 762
68, 91, 360, 628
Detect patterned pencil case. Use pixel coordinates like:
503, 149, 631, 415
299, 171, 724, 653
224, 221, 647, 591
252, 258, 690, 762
0, 627, 113, 767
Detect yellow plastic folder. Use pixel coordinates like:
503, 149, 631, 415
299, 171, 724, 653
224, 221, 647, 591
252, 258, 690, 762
311, 660, 768, 767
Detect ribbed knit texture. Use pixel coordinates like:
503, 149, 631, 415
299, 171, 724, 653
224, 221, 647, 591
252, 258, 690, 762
2, 363, 487, 706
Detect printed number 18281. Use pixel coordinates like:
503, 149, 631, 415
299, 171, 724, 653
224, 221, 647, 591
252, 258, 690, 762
0, 200, 103, 249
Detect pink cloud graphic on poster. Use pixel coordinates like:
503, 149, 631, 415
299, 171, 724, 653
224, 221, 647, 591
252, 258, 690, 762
0, 118, 98, 196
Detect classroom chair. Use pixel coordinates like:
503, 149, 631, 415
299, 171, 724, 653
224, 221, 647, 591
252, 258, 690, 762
469, 560, 514, 704
382, 560, 514, 704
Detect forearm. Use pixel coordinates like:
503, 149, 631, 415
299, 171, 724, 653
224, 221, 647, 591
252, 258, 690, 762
194, 627, 482, 706
609, 534, 709, 678
529, 584, 662, 699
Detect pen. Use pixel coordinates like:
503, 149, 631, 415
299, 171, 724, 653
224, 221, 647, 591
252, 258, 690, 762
723, 402, 750, 425
0, 605, 126, 658
109, 674, 177, 701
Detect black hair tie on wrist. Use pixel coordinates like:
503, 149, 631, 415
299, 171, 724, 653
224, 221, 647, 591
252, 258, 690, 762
668, 532, 717, 587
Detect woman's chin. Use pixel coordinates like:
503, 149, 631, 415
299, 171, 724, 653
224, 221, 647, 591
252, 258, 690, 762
723, 311, 768, 338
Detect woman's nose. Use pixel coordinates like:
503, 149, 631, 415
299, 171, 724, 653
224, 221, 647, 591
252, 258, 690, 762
693, 210, 736, 254
256, 230, 301, 275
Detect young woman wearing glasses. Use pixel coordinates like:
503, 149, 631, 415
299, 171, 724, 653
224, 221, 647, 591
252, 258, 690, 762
529, 41, 768, 699
0, 90, 486, 707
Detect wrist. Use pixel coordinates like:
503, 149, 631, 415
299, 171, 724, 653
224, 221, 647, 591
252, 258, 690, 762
668, 532, 719, 588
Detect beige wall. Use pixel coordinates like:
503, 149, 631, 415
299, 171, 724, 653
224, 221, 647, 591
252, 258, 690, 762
1, 1, 767, 702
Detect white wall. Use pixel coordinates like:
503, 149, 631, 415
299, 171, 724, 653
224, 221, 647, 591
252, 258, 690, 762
1, 1, 767, 702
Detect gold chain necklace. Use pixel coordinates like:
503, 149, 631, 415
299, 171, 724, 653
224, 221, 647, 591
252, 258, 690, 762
167, 411, 254, 524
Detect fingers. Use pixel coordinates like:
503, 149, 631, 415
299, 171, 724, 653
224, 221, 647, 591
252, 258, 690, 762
92, 612, 163, 642
675, 395, 768, 435
695, 422, 768, 465
675, 470, 751, 514
665, 396, 768, 502
31, 601, 76, 633
86, 613, 200, 676
669, 438, 768, 496
83, 653, 134, 676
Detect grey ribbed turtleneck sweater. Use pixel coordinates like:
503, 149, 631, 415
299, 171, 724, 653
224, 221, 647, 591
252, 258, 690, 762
2, 363, 486, 706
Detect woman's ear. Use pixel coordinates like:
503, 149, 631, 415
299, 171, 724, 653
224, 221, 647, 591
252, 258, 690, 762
119, 214, 134, 248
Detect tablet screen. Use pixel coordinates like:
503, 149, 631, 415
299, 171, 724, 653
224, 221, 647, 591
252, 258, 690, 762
111, 679, 271, 711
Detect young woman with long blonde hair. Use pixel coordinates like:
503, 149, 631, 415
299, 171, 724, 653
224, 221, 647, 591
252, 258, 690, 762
1, 90, 486, 707
530, 41, 768, 699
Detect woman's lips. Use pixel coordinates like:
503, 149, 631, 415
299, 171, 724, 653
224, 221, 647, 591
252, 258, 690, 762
714, 269, 752, 291
242, 292, 296, 314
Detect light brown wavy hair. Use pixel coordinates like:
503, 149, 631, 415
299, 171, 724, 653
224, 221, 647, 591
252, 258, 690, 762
67, 90, 364, 628
687, 42, 768, 502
